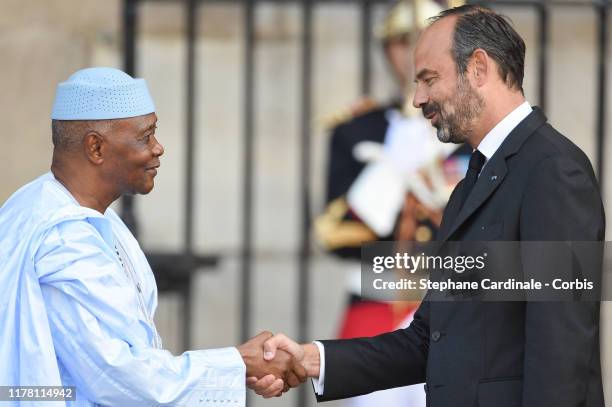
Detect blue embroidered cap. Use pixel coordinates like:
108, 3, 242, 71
51, 67, 155, 120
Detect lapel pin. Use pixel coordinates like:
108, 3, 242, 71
491, 175, 498, 181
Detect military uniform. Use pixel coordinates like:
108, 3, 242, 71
319, 102, 398, 260
317, 101, 471, 259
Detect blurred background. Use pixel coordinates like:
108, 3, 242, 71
1, 0, 612, 406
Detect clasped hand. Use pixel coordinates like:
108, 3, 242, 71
239, 332, 320, 398
238, 332, 306, 398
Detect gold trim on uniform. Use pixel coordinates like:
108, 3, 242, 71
314, 197, 378, 250
415, 225, 433, 242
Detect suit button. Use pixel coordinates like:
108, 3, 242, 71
431, 331, 441, 342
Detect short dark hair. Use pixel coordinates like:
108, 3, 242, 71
51, 119, 114, 152
431, 5, 526, 93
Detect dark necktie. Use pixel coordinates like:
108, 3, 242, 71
460, 149, 486, 209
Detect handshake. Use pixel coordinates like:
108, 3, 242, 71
237, 331, 320, 398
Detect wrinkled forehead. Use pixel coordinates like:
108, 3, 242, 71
414, 17, 456, 76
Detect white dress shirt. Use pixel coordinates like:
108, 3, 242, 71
311, 100, 533, 396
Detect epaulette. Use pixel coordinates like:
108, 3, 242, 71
314, 197, 378, 250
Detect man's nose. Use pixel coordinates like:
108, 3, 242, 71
412, 86, 428, 109
152, 135, 164, 157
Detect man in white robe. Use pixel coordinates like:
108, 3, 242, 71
0, 67, 303, 406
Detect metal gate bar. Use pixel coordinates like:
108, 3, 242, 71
297, 1, 313, 405
596, 1, 608, 188
122, 0, 140, 237
360, 0, 373, 94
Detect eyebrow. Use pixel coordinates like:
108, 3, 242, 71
415, 68, 437, 82
142, 123, 157, 133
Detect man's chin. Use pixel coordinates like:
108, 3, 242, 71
137, 182, 155, 195
436, 128, 452, 143
436, 128, 464, 144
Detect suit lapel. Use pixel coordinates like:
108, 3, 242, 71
438, 181, 464, 238
440, 107, 548, 242
442, 158, 507, 241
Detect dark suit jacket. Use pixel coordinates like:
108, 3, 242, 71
317, 107, 606, 407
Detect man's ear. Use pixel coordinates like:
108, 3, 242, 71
83, 132, 105, 165
469, 49, 489, 87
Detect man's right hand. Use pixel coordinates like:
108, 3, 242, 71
246, 333, 320, 398
238, 331, 307, 396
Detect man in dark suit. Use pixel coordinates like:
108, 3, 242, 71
248, 5, 605, 406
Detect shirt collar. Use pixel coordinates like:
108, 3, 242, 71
477, 101, 532, 161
